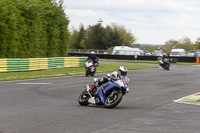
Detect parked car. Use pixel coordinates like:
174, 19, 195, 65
186, 53, 194, 57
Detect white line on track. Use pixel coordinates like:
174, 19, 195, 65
16, 83, 52, 85
174, 92, 200, 105
174, 92, 200, 102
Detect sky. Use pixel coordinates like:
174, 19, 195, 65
62, 0, 200, 45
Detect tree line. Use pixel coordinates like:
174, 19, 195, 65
1, 0, 199, 58
68, 20, 136, 50
0, 0, 69, 58
140, 37, 200, 54
161, 37, 200, 55
69, 21, 200, 55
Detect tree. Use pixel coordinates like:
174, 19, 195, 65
68, 20, 133, 50
84, 21, 107, 49
68, 27, 79, 49
105, 26, 122, 49
110, 23, 136, 46
194, 37, 200, 50
177, 37, 195, 52
162, 39, 179, 55
0, 0, 21, 58
0, 0, 69, 58
77, 24, 86, 49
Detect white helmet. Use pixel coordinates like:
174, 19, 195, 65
118, 66, 127, 76
90, 51, 95, 54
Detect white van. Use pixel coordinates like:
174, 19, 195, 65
170, 49, 186, 56
193, 51, 200, 57
111, 46, 144, 55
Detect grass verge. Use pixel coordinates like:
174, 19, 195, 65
0, 63, 157, 82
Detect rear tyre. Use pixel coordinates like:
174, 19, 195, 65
165, 64, 170, 70
91, 71, 95, 77
78, 90, 90, 106
104, 89, 123, 108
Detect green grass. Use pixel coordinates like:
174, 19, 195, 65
100, 59, 158, 64
0, 63, 157, 82
100, 59, 199, 65
174, 62, 199, 65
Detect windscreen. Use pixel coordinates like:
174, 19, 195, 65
121, 76, 129, 85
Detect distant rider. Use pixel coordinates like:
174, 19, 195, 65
161, 53, 167, 60
87, 51, 98, 67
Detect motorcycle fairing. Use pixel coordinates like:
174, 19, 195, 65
90, 66, 95, 72
94, 82, 121, 105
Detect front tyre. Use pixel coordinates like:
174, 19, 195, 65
104, 90, 123, 108
78, 90, 90, 106
91, 68, 96, 77
85, 69, 89, 77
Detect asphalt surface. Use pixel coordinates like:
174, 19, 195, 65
0, 63, 200, 133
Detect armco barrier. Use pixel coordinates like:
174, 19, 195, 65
80, 57, 87, 67
29, 58, 49, 71
0, 57, 87, 72
64, 57, 80, 67
7, 59, 29, 72
49, 57, 64, 69
0, 59, 7, 72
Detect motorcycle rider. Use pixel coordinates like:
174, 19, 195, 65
87, 51, 98, 67
162, 53, 167, 60
159, 53, 168, 64
86, 66, 129, 104
86, 66, 129, 93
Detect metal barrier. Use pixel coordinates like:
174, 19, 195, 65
0, 57, 87, 72
68, 53, 197, 63
69, 49, 108, 54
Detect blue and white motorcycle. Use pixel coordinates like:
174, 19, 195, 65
78, 73, 130, 108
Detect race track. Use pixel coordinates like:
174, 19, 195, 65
0, 63, 200, 133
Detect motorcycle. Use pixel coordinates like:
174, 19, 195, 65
78, 74, 130, 108
158, 58, 170, 70
85, 60, 96, 77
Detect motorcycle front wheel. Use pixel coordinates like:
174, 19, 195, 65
91, 70, 96, 77
85, 69, 89, 77
104, 89, 123, 108
78, 90, 90, 106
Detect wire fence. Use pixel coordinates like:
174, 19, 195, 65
68, 49, 108, 54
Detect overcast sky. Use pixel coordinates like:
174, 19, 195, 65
63, 0, 200, 45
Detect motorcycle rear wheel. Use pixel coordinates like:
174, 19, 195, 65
104, 89, 123, 108
165, 64, 170, 70
78, 90, 90, 106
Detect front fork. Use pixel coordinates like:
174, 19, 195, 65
85, 85, 97, 97
85, 85, 92, 97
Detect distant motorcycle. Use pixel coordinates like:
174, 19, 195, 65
158, 58, 170, 70
85, 60, 96, 77
78, 74, 130, 108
